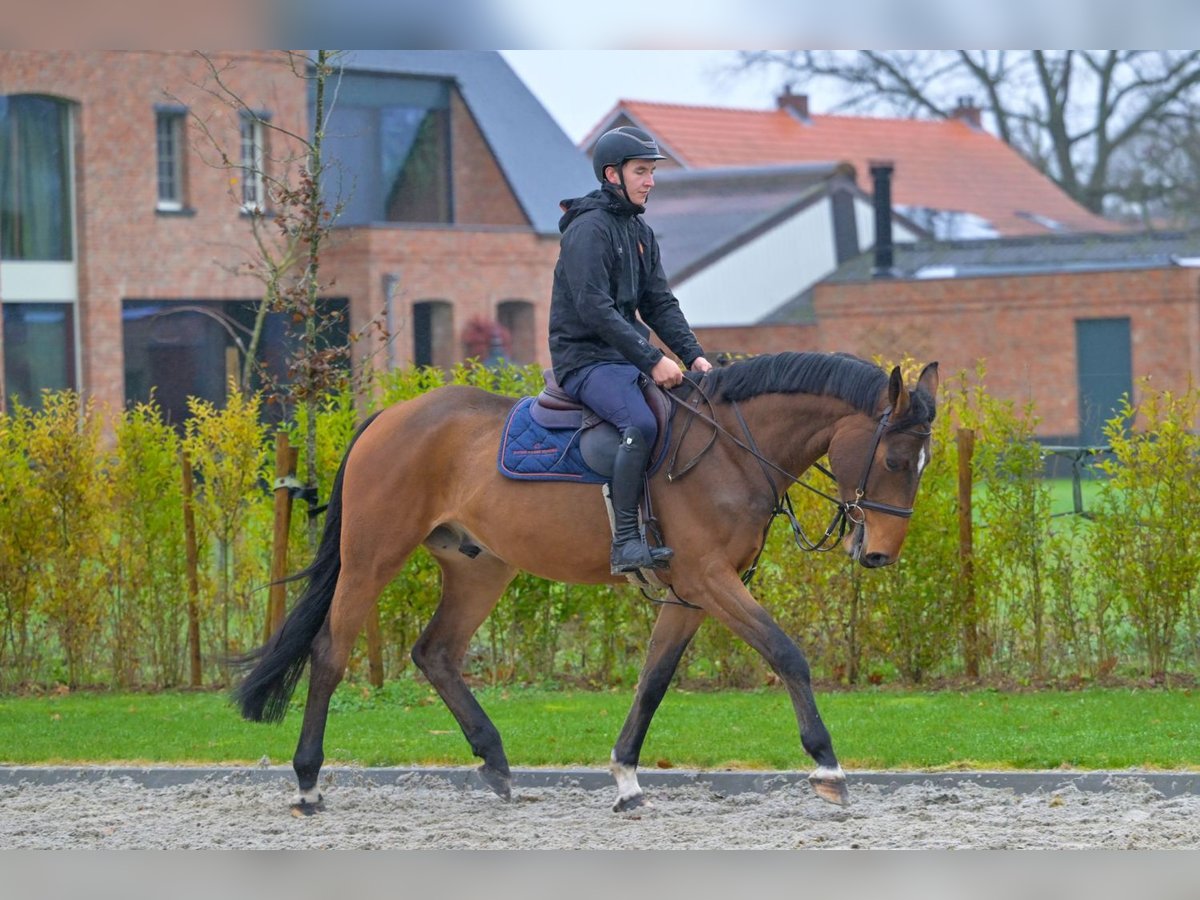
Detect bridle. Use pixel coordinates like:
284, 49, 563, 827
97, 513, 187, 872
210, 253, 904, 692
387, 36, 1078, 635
664, 375, 931, 574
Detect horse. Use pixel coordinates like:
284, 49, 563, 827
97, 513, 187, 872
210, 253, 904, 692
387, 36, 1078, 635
234, 350, 939, 814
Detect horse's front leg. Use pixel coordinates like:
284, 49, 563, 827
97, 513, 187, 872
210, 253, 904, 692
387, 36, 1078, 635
687, 566, 848, 806
610, 603, 706, 812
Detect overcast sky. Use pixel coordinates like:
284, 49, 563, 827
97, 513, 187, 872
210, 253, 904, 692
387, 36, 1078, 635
499, 51, 790, 145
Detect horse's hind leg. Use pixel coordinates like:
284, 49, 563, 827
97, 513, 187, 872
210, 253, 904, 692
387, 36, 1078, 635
610, 603, 705, 812
291, 566, 393, 814
412, 551, 517, 800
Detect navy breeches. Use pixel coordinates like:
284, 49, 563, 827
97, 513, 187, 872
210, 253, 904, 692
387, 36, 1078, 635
562, 362, 657, 447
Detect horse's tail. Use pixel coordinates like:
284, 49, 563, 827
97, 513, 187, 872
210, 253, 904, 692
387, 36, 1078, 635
232, 412, 383, 724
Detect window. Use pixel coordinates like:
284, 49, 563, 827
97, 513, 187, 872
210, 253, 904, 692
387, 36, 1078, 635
0, 94, 73, 260
2, 303, 76, 411
412, 300, 453, 368
323, 74, 452, 225
123, 298, 349, 426
155, 107, 186, 211
239, 113, 266, 213
1, 94, 78, 410
497, 300, 536, 364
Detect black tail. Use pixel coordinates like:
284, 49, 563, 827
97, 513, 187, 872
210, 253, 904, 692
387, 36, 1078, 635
232, 412, 382, 724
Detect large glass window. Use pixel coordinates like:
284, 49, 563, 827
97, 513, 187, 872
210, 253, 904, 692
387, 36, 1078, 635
323, 73, 452, 225
0, 94, 73, 261
2, 303, 75, 410
123, 299, 349, 426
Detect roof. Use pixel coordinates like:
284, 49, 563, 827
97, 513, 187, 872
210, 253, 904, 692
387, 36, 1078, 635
763, 229, 1200, 325
644, 163, 849, 281
588, 99, 1122, 239
339, 51, 593, 235
823, 228, 1200, 283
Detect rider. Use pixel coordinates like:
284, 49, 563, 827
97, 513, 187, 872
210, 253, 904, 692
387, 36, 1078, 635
548, 125, 713, 575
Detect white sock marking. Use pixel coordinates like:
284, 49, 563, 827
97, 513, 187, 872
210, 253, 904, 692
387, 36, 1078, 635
610, 756, 642, 801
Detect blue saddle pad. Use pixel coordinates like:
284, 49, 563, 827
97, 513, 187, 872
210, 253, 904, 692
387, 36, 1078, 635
498, 397, 608, 483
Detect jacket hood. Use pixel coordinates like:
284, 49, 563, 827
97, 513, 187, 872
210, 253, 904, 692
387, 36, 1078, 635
557, 183, 644, 233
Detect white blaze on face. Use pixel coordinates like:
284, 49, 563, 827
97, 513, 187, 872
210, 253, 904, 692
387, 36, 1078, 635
917, 445, 929, 475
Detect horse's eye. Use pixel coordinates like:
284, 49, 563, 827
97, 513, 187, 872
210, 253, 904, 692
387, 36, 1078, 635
885, 456, 904, 473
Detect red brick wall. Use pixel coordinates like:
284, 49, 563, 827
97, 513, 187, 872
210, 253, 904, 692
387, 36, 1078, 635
322, 226, 559, 375
450, 90, 528, 227
812, 268, 1200, 437
1, 50, 307, 413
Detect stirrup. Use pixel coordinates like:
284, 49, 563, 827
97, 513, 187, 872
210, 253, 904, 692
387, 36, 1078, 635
610, 540, 673, 575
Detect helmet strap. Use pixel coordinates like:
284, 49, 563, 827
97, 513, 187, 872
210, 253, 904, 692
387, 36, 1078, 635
605, 164, 636, 207
616, 168, 635, 206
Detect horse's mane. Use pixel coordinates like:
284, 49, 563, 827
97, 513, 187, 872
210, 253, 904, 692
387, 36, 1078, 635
706, 351, 936, 428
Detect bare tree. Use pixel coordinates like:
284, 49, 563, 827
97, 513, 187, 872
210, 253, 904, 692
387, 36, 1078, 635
183, 50, 387, 542
738, 51, 1200, 221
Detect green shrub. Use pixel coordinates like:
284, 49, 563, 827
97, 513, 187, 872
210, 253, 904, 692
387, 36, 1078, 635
18, 392, 110, 687
0, 363, 1195, 691
1091, 383, 1200, 681
108, 399, 189, 687
181, 388, 271, 678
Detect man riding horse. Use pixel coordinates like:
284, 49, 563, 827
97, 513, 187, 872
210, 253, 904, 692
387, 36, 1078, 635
548, 126, 713, 575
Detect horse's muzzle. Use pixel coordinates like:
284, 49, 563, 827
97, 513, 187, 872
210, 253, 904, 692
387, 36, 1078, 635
844, 522, 895, 568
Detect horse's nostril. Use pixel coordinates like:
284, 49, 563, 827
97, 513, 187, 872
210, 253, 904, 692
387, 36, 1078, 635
862, 552, 892, 568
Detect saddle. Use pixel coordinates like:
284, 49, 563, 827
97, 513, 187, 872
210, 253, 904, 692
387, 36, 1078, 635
531, 369, 672, 477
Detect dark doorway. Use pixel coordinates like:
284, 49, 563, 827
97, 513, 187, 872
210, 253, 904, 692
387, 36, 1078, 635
1075, 317, 1132, 445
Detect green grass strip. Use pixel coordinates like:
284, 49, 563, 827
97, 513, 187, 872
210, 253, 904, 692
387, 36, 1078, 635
2, 684, 1197, 771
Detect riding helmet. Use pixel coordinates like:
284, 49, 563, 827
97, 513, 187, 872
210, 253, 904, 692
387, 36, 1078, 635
591, 126, 666, 182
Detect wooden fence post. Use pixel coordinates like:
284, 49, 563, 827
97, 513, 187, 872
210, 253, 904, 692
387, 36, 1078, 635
266, 432, 300, 641
366, 611, 384, 688
957, 427, 979, 679
181, 451, 203, 688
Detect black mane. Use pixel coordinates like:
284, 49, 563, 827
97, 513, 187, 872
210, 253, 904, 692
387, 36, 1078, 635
708, 352, 887, 414
704, 352, 937, 428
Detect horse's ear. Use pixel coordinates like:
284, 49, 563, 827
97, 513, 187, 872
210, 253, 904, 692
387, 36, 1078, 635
917, 361, 939, 399
887, 365, 909, 417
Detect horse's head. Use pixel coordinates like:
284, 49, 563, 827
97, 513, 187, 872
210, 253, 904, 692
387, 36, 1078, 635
826, 362, 939, 568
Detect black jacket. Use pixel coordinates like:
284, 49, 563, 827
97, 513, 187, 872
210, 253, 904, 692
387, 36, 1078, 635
548, 184, 704, 385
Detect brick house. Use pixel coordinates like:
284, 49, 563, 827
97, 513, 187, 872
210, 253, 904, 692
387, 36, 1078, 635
579, 94, 1198, 441
782, 229, 1200, 442
0, 50, 592, 421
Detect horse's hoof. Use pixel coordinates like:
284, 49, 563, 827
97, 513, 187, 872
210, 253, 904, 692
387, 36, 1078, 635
613, 791, 647, 813
808, 770, 850, 807
477, 763, 512, 801
290, 798, 323, 817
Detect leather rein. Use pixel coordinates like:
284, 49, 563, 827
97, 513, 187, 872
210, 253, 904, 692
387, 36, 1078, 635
663, 374, 928, 582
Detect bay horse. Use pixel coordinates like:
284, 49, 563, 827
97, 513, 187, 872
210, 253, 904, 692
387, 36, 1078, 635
234, 351, 939, 814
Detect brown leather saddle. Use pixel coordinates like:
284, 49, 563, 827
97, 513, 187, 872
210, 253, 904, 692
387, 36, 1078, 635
531, 369, 672, 477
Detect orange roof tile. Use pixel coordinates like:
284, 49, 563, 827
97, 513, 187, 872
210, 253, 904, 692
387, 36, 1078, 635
605, 100, 1121, 237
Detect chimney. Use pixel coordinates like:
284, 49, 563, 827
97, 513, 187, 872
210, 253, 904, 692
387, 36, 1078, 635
949, 95, 982, 129
776, 84, 810, 122
869, 160, 895, 279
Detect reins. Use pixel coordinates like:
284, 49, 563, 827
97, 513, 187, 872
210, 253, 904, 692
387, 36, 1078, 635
663, 374, 927, 583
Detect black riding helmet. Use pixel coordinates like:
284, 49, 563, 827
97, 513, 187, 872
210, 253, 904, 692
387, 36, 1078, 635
591, 126, 666, 183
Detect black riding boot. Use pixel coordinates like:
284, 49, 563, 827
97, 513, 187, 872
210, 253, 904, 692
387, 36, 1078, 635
610, 428, 673, 575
